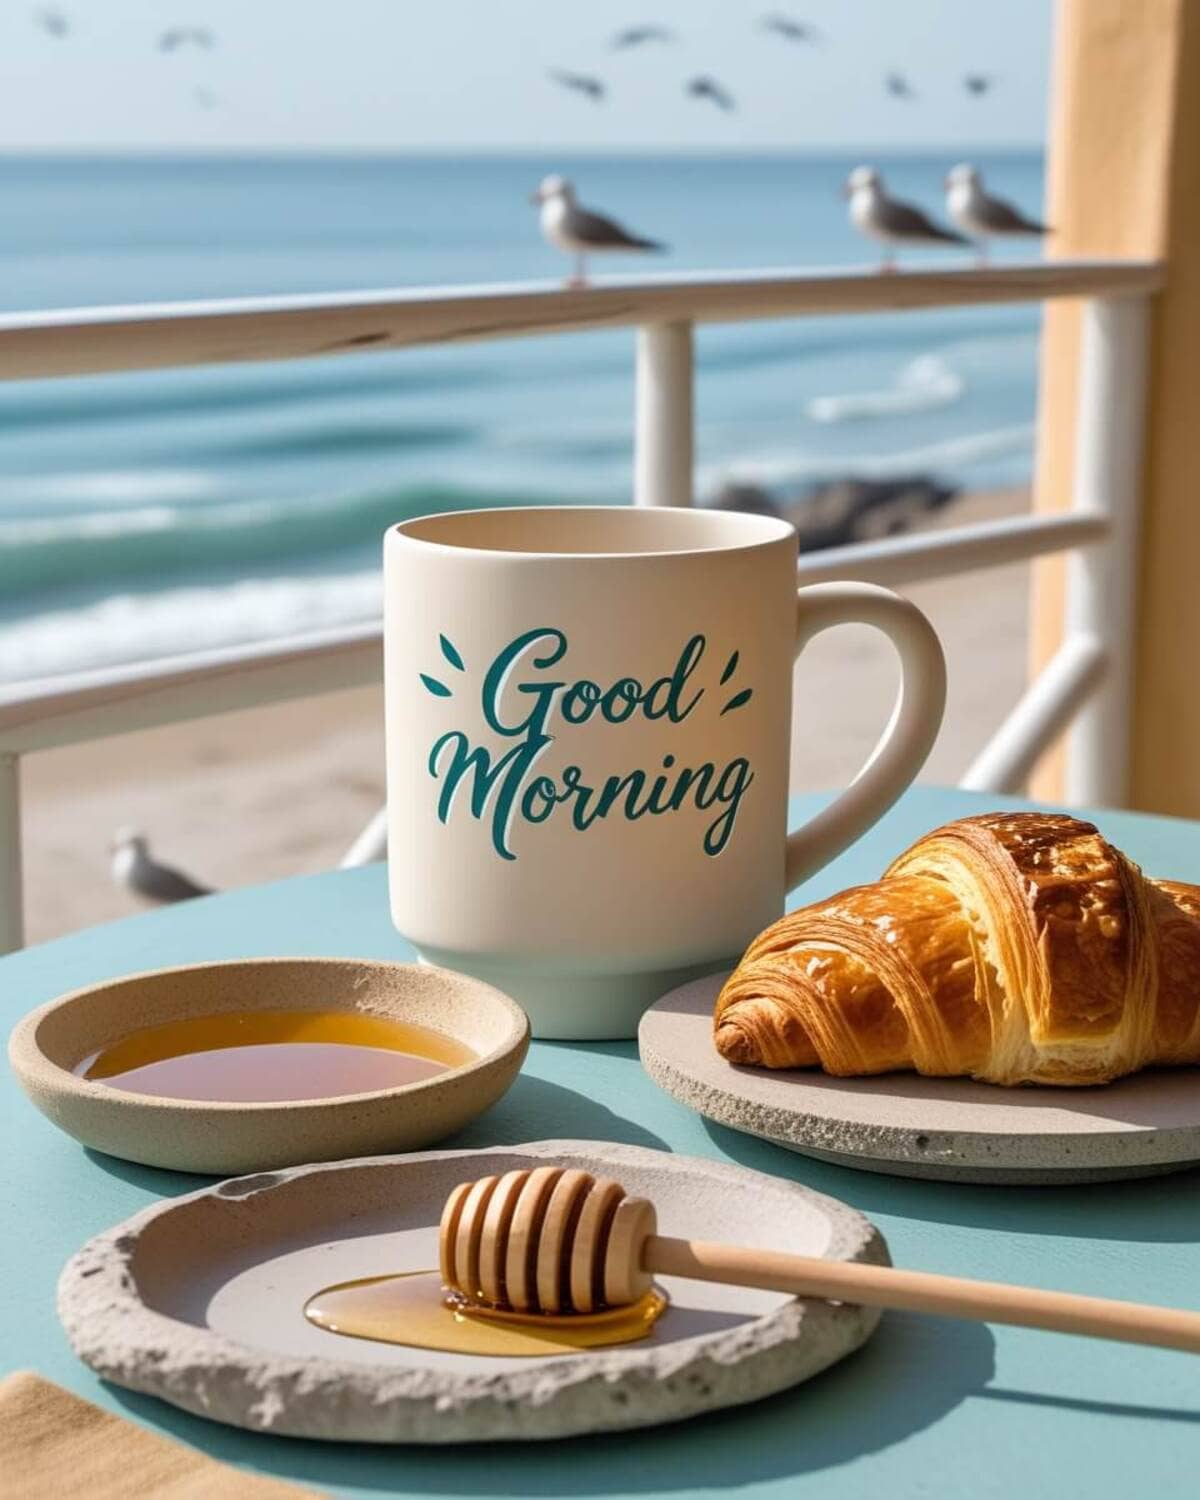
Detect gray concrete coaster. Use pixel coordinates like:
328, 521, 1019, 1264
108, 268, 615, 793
58, 1140, 886, 1444
640, 973, 1200, 1184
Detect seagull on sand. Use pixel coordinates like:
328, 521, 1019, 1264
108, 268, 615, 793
946, 163, 1048, 263
532, 176, 664, 287
611, 25, 673, 48
844, 166, 968, 272
686, 75, 735, 110
547, 69, 606, 102
110, 829, 212, 905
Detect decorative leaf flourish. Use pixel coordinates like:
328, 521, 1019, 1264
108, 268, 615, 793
439, 634, 465, 671
720, 650, 740, 685
721, 687, 753, 715
420, 673, 453, 698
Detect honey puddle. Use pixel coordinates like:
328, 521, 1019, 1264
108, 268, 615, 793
304, 1271, 669, 1356
76, 1010, 475, 1102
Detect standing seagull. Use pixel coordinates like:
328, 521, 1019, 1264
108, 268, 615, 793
946, 163, 1048, 263
686, 75, 735, 110
110, 829, 212, 906
532, 176, 664, 287
547, 69, 606, 102
844, 166, 968, 272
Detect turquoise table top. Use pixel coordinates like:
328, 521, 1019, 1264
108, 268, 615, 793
4, 785, 1200, 1498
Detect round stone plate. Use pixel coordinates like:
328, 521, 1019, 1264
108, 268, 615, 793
640, 973, 1200, 1184
58, 1139, 885, 1444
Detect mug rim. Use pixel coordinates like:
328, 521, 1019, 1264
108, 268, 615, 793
389, 505, 796, 561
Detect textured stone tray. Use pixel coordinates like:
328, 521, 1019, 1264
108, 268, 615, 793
640, 973, 1200, 1184
58, 1139, 885, 1444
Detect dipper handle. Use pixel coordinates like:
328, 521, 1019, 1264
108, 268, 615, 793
438, 1168, 1200, 1353
644, 1235, 1200, 1354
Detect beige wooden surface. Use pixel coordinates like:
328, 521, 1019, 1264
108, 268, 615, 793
0, 261, 1163, 382
1032, 0, 1196, 811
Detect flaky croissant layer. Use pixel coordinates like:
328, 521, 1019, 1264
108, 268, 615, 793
714, 812, 1200, 1086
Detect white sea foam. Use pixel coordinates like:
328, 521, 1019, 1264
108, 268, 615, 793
0, 468, 219, 509
805, 355, 966, 424
0, 570, 383, 685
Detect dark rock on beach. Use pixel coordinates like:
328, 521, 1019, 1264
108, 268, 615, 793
710, 475, 960, 551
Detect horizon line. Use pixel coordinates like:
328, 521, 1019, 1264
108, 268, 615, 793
0, 141, 1045, 162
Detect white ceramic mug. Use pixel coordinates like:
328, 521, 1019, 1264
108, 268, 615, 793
384, 506, 945, 1039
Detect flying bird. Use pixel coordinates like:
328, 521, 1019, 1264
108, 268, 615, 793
761, 14, 822, 43
686, 75, 735, 111
532, 175, 665, 287
110, 829, 212, 906
945, 163, 1049, 264
193, 85, 218, 109
158, 25, 215, 51
547, 69, 606, 102
844, 166, 968, 273
612, 25, 673, 48
885, 71, 915, 99
33, 7, 69, 36
964, 73, 995, 95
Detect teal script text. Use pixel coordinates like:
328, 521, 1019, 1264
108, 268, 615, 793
426, 628, 755, 861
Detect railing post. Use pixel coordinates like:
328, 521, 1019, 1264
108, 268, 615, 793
961, 635, 1107, 796
0, 753, 23, 954
634, 321, 694, 507
1063, 295, 1151, 806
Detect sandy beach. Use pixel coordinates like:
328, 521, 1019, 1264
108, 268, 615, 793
17, 489, 1028, 945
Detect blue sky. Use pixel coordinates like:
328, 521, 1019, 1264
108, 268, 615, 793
5, 0, 1052, 152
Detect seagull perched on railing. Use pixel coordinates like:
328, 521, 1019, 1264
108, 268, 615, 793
532, 176, 665, 287
110, 828, 212, 905
845, 166, 968, 273
945, 163, 1049, 264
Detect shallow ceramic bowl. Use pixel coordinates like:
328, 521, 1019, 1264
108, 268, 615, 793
8, 957, 529, 1174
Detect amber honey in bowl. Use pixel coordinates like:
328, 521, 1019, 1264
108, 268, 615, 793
75, 1009, 476, 1103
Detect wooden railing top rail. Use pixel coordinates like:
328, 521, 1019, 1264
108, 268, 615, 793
0, 259, 1165, 382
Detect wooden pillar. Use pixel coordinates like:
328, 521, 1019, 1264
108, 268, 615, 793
1030, 0, 1199, 812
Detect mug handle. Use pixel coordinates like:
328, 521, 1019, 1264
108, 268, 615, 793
785, 581, 947, 891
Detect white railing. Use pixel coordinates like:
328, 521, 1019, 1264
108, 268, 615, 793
0, 259, 1164, 951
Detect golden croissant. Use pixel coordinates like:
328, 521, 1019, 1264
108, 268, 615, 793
714, 812, 1200, 1086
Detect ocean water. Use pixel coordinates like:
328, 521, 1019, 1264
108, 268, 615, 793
0, 152, 1044, 685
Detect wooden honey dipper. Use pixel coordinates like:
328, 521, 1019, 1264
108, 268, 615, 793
440, 1167, 1200, 1352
